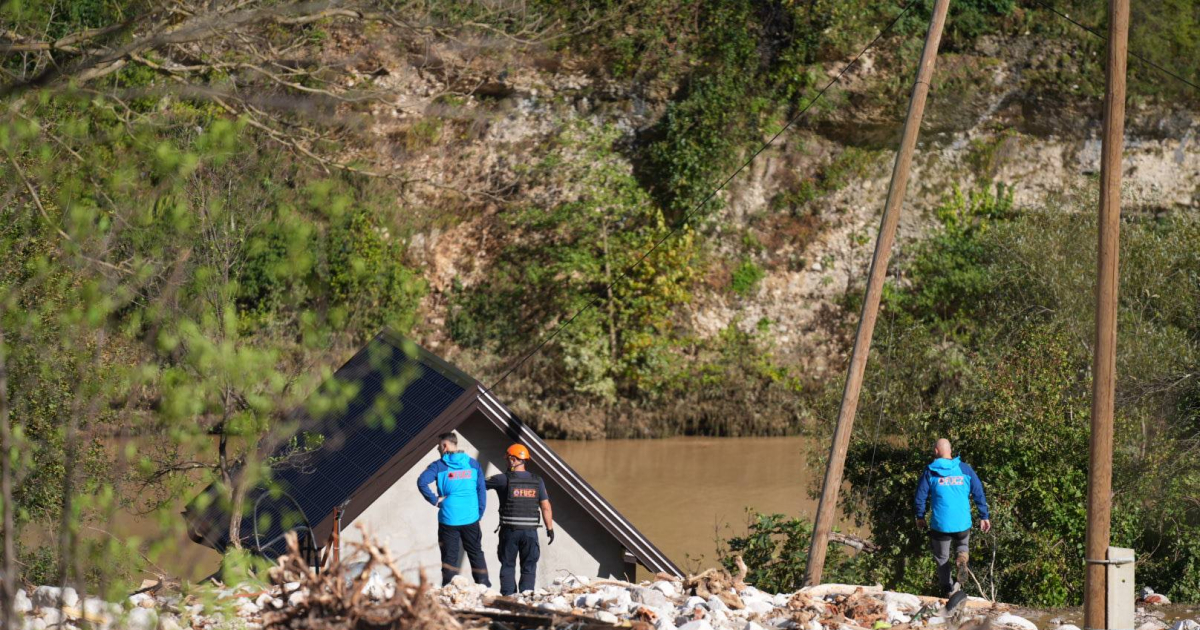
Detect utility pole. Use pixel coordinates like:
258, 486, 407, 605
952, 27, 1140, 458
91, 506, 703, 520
1085, 0, 1129, 626
804, 0, 951, 586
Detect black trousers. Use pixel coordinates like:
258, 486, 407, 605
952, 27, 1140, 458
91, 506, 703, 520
438, 521, 490, 587
497, 527, 540, 595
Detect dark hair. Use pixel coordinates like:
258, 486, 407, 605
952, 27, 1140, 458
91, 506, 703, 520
437, 432, 458, 445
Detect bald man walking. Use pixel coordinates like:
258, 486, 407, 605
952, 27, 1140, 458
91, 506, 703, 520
914, 438, 991, 597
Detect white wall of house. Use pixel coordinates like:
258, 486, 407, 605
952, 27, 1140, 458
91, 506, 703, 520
342, 414, 631, 589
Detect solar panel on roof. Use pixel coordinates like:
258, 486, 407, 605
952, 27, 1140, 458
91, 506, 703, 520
184, 333, 469, 557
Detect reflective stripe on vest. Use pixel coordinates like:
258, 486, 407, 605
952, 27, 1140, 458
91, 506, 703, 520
499, 472, 542, 529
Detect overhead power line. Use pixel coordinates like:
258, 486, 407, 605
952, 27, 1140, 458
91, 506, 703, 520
1029, 0, 1200, 93
486, 3, 917, 393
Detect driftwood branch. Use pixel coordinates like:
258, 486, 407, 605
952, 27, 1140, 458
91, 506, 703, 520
1, 23, 128, 54
800, 583, 884, 598
829, 532, 879, 553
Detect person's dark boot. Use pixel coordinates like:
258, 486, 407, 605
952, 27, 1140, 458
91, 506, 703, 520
945, 589, 968, 613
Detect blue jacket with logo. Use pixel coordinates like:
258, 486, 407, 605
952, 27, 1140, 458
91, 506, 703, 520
416, 451, 486, 526
914, 456, 989, 534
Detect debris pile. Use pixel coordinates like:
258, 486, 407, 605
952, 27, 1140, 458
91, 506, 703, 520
260, 533, 461, 630
458, 574, 1006, 630
9, 534, 1199, 630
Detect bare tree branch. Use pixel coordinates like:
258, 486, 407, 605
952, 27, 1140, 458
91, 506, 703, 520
0, 23, 127, 54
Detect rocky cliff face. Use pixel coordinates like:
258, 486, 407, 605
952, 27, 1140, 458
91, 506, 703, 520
344, 20, 1199, 433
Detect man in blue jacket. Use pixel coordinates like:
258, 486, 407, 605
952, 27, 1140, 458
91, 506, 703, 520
914, 438, 991, 597
417, 432, 490, 587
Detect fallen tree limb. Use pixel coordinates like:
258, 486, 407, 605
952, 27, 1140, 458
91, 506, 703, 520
800, 584, 1009, 612
800, 584, 884, 598
830, 532, 880, 553
913, 594, 1008, 611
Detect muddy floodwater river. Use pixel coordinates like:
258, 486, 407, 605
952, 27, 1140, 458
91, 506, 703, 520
113, 435, 846, 581
546, 435, 857, 572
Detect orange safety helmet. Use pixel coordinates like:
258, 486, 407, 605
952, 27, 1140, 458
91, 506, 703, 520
506, 443, 530, 460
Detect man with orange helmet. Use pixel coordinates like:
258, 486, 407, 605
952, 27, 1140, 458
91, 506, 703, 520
486, 443, 554, 594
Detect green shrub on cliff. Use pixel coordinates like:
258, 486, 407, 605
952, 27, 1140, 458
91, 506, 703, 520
730, 260, 766, 296
448, 123, 700, 402
636, 0, 837, 216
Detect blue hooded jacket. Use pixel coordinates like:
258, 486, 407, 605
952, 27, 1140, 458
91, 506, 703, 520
416, 451, 486, 526
914, 456, 989, 534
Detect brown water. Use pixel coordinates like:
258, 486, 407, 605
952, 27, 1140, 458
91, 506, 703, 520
546, 435, 857, 573
112, 435, 843, 582
107, 506, 223, 582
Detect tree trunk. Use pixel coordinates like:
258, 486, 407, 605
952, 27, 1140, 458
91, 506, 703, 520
227, 475, 248, 551
219, 430, 243, 549
0, 325, 14, 630
57, 394, 79, 603
57, 328, 104, 609
829, 532, 878, 553
602, 221, 618, 363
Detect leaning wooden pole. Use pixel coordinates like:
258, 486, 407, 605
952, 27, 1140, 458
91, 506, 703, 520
1084, 0, 1129, 626
804, 0, 951, 587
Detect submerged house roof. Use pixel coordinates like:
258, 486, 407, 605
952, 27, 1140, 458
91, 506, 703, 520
183, 330, 681, 577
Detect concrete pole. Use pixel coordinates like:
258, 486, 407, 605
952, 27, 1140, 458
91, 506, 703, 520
804, 0, 951, 587
1084, 0, 1129, 626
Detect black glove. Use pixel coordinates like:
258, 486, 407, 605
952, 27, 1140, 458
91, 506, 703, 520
547, 528, 555, 545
